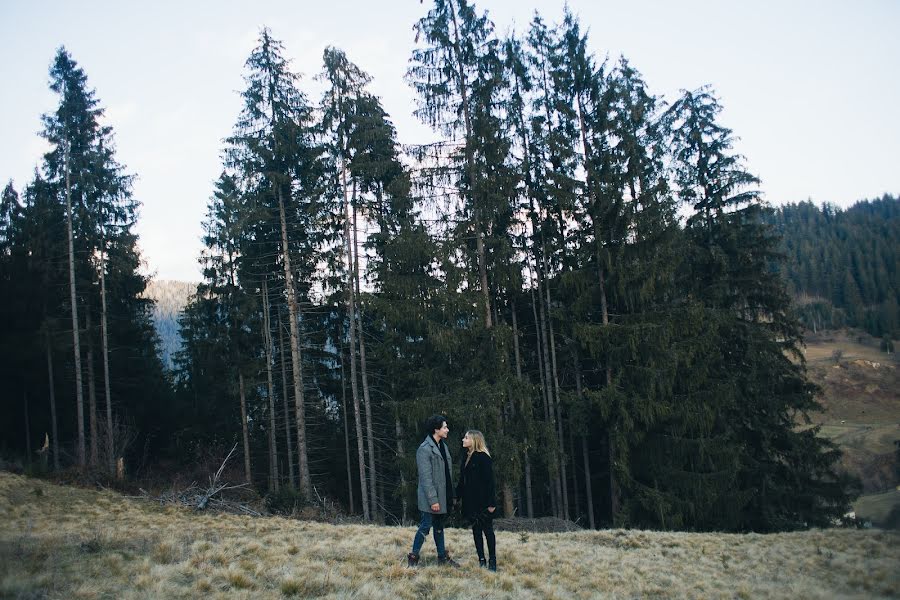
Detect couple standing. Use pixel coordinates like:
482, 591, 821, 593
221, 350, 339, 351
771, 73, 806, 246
406, 414, 498, 571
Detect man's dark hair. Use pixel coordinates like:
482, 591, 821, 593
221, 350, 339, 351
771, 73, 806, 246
424, 414, 447, 437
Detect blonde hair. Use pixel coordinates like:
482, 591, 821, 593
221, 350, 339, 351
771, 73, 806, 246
465, 430, 490, 457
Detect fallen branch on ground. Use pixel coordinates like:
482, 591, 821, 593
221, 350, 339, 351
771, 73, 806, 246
138, 443, 260, 516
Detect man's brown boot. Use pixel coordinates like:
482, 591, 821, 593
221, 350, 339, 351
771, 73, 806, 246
438, 554, 460, 568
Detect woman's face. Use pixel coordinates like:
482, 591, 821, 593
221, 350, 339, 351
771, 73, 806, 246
462, 432, 472, 449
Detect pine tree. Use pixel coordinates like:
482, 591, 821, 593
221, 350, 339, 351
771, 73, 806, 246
37, 47, 156, 471
19, 173, 67, 471
409, 0, 505, 329
320, 46, 379, 520
226, 29, 326, 500
0, 182, 21, 255
176, 173, 255, 462
662, 88, 854, 530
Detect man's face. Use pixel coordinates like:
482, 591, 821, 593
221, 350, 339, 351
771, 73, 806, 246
436, 421, 449, 440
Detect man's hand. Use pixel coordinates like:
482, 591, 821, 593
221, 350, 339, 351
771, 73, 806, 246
431, 502, 440, 512
487, 506, 495, 513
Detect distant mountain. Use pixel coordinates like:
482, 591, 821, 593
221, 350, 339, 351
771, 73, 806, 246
144, 279, 197, 370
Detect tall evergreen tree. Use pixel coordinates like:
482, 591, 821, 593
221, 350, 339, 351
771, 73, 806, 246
658, 88, 854, 530
410, 0, 506, 329
0, 182, 21, 255
225, 29, 326, 499
34, 47, 163, 471
320, 46, 380, 520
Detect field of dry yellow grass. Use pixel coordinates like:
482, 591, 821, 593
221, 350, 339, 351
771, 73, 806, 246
1, 472, 898, 599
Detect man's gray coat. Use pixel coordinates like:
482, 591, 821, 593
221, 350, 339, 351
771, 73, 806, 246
416, 436, 453, 514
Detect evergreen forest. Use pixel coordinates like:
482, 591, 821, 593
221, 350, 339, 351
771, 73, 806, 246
1, 0, 874, 533
766, 197, 899, 341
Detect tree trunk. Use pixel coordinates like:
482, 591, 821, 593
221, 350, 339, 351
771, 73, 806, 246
544, 255, 569, 521
575, 356, 595, 529
99, 233, 114, 475
598, 266, 618, 522
277, 184, 312, 500
607, 427, 618, 524
508, 301, 527, 519
239, 372, 251, 485
278, 311, 296, 489
64, 140, 86, 469
574, 84, 618, 526
45, 331, 60, 471
569, 418, 580, 522
536, 254, 563, 517
24, 391, 31, 465
262, 279, 279, 493
342, 163, 370, 521
582, 436, 595, 529
524, 451, 535, 518
353, 200, 379, 522
530, 279, 557, 517
511, 84, 538, 520
340, 348, 355, 514
395, 412, 407, 524
86, 300, 99, 468
511, 301, 523, 382
377, 442, 386, 521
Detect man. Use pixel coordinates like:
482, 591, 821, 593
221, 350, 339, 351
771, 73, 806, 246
407, 414, 459, 567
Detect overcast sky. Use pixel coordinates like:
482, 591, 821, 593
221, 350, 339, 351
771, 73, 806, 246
2, 0, 898, 282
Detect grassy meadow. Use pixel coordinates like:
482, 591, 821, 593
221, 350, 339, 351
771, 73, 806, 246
1, 472, 898, 600
800, 330, 900, 526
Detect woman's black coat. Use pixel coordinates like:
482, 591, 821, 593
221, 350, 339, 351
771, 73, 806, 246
456, 451, 496, 521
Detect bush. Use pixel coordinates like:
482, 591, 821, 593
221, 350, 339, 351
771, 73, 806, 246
831, 348, 844, 364
265, 486, 306, 516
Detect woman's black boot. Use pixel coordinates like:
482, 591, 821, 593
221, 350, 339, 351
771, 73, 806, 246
488, 557, 497, 572
478, 557, 487, 568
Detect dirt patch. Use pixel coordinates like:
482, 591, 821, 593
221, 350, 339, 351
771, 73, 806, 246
801, 330, 899, 494
807, 359, 898, 424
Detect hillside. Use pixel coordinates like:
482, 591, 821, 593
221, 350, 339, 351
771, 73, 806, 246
143, 279, 197, 370
0, 473, 897, 599
766, 195, 899, 339
802, 329, 900, 526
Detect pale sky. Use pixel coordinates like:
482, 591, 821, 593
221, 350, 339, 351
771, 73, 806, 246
2, 1, 898, 282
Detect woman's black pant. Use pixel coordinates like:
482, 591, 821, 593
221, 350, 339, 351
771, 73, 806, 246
471, 516, 496, 560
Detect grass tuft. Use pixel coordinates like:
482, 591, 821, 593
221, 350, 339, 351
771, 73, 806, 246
225, 568, 254, 589
151, 540, 182, 564
280, 572, 334, 597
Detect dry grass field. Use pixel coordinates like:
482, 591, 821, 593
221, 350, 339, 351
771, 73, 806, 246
1, 472, 898, 600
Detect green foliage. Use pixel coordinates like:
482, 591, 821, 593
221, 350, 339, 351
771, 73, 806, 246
763, 196, 899, 338
4, 10, 859, 533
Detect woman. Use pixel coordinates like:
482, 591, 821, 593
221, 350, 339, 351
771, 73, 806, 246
455, 430, 497, 571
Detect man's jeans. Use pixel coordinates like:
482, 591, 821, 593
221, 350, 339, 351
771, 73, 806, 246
411, 511, 446, 558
